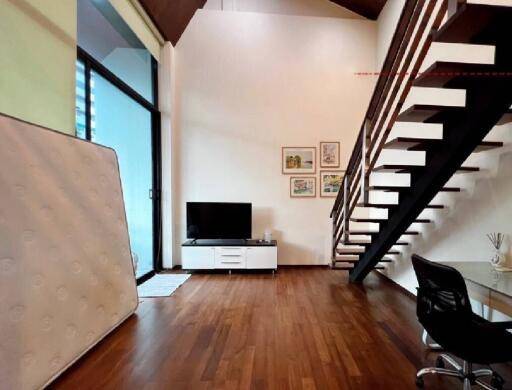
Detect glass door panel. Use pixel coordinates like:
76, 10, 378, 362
91, 71, 154, 279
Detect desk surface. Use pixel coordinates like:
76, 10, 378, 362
442, 261, 512, 298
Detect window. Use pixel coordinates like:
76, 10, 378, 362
75, 60, 87, 139
77, 0, 155, 103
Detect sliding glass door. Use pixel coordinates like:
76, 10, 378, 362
91, 72, 155, 279
76, 55, 160, 281
76, 0, 161, 282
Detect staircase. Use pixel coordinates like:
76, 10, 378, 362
331, 0, 512, 282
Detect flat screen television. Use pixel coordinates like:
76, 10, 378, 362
186, 202, 252, 239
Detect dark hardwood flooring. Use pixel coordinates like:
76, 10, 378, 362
51, 268, 512, 389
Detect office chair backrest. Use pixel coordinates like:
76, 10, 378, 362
411, 255, 473, 324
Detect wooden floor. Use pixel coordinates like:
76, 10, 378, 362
52, 268, 512, 389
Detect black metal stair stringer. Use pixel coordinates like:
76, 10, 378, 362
350, 38, 512, 282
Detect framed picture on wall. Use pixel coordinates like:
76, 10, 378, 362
319, 170, 344, 197
320, 142, 340, 168
290, 176, 316, 198
282, 147, 316, 174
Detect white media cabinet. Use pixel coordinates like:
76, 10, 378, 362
181, 240, 278, 272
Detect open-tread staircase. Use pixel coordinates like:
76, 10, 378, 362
331, 1, 512, 279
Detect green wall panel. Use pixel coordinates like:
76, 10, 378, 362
0, 0, 77, 134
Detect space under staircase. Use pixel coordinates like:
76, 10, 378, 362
330, 0, 512, 282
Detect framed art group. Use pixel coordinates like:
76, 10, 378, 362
282, 142, 344, 198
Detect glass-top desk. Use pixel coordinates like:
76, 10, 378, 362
440, 262, 512, 318
423, 262, 512, 349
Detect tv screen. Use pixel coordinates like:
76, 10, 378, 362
186, 202, 252, 239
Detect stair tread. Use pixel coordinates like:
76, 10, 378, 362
498, 110, 512, 126
332, 265, 385, 271
434, 3, 512, 45
337, 248, 364, 254
369, 185, 461, 193
474, 141, 504, 152
397, 104, 465, 123
426, 204, 444, 209
356, 202, 397, 209
343, 240, 409, 246
344, 240, 372, 245
414, 61, 497, 88
334, 258, 393, 264
384, 136, 441, 150
383, 136, 501, 153
348, 230, 419, 236
350, 217, 431, 223
357, 202, 443, 210
374, 164, 479, 174
336, 248, 400, 255
335, 254, 359, 260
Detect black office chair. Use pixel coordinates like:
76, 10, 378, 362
412, 254, 512, 390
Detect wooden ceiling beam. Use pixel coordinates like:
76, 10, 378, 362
138, 0, 207, 46
140, 0, 388, 46
330, 0, 387, 20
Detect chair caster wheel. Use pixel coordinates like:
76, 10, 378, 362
415, 376, 424, 388
435, 356, 445, 369
491, 373, 504, 390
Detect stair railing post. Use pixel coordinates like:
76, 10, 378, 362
361, 120, 370, 205
343, 175, 349, 244
331, 208, 337, 265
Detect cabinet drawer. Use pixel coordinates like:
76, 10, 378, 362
217, 247, 244, 256
214, 247, 246, 268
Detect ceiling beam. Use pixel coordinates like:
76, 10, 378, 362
330, 0, 387, 20
138, 0, 207, 46
140, 0, 388, 46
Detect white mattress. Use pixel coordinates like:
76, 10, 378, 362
0, 114, 139, 390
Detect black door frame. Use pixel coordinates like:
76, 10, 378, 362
77, 47, 162, 285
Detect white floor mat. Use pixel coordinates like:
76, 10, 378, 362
138, 274, 191, 297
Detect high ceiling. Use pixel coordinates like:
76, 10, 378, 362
139, 0, 387, 46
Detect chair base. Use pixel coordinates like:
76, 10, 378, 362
416, 354, 503, 390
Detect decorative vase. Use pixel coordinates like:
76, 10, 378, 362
491, 250, 507, 268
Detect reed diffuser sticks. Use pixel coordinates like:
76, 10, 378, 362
487, 232, 504, 250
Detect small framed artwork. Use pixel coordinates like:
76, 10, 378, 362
320, 142, 340, 168
290, 176, 316, 198
320, 170, 344, 197
282, 147, 316, 174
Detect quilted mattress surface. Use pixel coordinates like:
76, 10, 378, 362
0, 114, 139, 389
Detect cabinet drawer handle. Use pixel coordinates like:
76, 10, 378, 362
221, 260, 242, 264
220, 254, 241, 257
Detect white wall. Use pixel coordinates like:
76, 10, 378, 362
376, 0, 405, 69
172, 10, 377, 266
159, 42, 176, 269
372, 0, 512, 294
